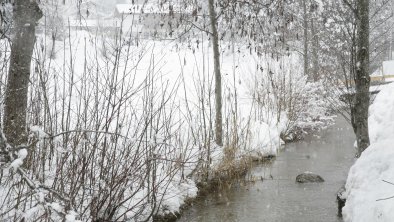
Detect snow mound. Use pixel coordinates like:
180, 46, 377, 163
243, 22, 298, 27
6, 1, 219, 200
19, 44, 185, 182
247, 121, 282, 157
343, 82, 394, 222
368, 83, 394, 144
160, 177, 198, 214
343, 140, 394, 222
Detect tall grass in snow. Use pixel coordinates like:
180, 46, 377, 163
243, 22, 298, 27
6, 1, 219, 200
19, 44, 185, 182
0, 19, 333, 221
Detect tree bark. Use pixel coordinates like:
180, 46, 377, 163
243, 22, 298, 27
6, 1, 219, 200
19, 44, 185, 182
354, 0, 370, 156
303, 0, 309, 80
208, 0, 223, 146
4, 0, 42, 146
311, 18, 319, 81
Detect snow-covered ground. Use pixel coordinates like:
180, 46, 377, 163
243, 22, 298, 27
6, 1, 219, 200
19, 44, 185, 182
0, 28, 334, 221
343, 82, 394, 222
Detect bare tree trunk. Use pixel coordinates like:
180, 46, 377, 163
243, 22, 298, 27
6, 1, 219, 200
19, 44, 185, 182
311, 18, 319, 81
303, 0, 309, 80
390, 0, 394, 60
208, 0, 223, 146
3, 0, 42, 146
354, 0, 370, 156
0, 122, 9, 164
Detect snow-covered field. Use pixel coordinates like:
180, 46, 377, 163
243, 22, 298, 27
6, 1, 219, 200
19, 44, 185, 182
343, 82, 394, 222
0, 28, 333, 221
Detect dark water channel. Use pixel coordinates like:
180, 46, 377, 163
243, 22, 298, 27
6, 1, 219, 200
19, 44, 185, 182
178, 116, 355, 222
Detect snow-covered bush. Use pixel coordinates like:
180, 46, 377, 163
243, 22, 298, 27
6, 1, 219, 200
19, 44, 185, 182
283, 80, 334, 140
0, 30, 203, 221
249, 53, 334, 142
0, 26, 307, 221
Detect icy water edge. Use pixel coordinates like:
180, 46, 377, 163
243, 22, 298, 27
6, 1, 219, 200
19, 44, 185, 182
178, 116, 355, 222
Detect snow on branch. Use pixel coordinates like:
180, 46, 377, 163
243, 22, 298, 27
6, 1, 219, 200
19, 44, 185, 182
376, 180, 394, 202
0, 125, 80, 221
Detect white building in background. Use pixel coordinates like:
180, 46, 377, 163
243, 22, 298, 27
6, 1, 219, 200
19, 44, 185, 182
113, 3, 192, 39
65, 1, 121, 34
371, 60, 394, 82
64, 1, 193, 39
67, 18, 121, 33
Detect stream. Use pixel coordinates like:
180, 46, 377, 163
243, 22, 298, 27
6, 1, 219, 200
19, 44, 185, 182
178, 116, 355, 222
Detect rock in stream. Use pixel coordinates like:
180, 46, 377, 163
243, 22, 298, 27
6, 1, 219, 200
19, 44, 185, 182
296, 172, 325, 183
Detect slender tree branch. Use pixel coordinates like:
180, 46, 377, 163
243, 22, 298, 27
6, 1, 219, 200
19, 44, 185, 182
342, 0, 358, 17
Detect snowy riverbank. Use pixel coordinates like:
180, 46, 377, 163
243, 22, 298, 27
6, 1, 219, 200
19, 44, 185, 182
0, 30, 334, 221
343, 82, 394, 221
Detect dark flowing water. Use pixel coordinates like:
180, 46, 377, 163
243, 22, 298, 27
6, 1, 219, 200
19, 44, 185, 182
178, 117, 355, 222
